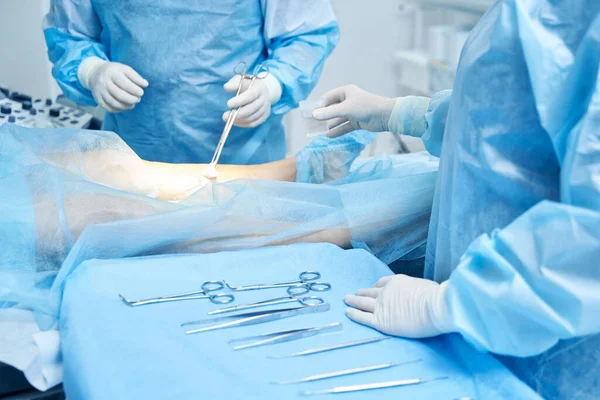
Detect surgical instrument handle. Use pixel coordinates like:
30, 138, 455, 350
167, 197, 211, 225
268, 336, 391, 359
274, 359, 422, 385
119, 292, 234, 307
208, 295, 325, 315
184, 303, 330, 335
232, 322, 342, 350
301, 376, 449, 396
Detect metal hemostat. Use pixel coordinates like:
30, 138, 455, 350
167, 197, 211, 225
206, 62, 270, 170
119, 280, 234, 307
268, 336, 391, 359
223, 270, 331, 292
273, 359, 422, 385
182, 303, 331, 335
208, 284, 328, 315
229, 322, 342, 350
301, 376, 449, 396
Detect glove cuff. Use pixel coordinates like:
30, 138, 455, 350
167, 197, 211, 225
263, 74, 283, 105
429, 281, 455, 335
387, 96, 431, 138
77, 57, 107, 90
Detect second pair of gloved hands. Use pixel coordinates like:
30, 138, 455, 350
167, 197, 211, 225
79, 57, 281, 128
311, 85, 430, 139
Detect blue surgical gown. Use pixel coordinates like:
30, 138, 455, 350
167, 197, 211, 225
43, 0, 339, 164
413, 1, 600, 399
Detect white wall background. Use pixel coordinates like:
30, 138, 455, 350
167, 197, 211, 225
285, 0, 406, 154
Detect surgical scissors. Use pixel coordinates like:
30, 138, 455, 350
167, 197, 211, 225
207, 62, 270, 169
223, 270, 331, 292
118, 280, 234, 307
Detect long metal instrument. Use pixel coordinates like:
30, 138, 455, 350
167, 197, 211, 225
230, 322, 342, 350
268, 336, 391, 359
301, 376, 449, 396
208, 294, 325, 315
274, 359, 422, 385
183, 303, 330, 335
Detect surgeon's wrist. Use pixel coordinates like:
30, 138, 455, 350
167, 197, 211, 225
387, 96, 431, 138
263, 74, 283, 105
429, 281, 455, 335
77, 57, 107, 90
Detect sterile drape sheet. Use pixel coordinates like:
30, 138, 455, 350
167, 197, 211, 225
0, 123, 437, 329
58, 243, 541, 400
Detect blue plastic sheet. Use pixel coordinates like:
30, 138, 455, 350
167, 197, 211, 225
0, 124, 438, 327
59, 243, 541, 400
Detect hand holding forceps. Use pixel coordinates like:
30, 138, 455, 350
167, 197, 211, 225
223, 270, 331, 292
206, 62, 270, 169
119, 280, 234, 307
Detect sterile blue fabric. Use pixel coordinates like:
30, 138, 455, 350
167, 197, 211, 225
388, 1, 600, 399
295, 130, 378, 184
43, 0, 339, 164
58, 243, 541, 400
0, 123, 438, 327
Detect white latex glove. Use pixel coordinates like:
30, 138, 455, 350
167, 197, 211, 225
311, 85, 397, 137
78, 56, 149, 113
344, 274, 454, 338
222, 74, 282, 128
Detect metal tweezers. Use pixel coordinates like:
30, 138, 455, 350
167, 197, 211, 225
228, 322, 342, 350
182, 303, 330, 335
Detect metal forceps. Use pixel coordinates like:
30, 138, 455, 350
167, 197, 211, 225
182, 303, 330, 335
223, 270, 331, 292
229, 322, 342, 350
208, 62, 270, 168
118, 280, 234, 307
208, 285, 327, 315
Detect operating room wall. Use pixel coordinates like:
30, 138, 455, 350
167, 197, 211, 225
0, 0, 61, 100
285, 0, 404, 155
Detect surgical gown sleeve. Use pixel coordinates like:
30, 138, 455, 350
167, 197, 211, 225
422, 90, 452, 158
43, 0, 108, 106
260, 0, 339, 114
444, 106, 600, 357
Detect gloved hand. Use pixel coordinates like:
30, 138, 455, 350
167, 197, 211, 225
223, 74, 282, 128
78, 57, 149, 113
344, 274, 454, 338
312, 85, 431, 138
311, 85, 397, 137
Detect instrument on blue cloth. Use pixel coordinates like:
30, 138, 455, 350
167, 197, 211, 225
274, 359, 422, 385
301, 376, 449, 396
208, 282, 329, 315
209, 294, 325, 315
118, 280, 234, 307
223, 270, 331, 292
229, 322, 342, 350
268, 336, 391, 359
182, 303, 330, 335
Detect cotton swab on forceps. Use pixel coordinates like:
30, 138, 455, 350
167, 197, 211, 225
306, 120, 351, 138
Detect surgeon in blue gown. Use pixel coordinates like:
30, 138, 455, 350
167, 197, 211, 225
43, 0, 339, 164
312, 1, 600, 399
